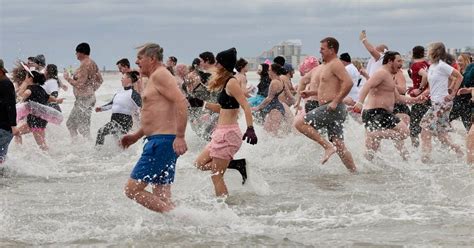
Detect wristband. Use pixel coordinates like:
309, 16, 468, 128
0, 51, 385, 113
202, 101, 207, 111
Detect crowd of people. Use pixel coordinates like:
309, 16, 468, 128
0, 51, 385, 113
0, 30, 473, 213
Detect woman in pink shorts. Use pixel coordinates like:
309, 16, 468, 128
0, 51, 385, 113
187, 48, 258, 197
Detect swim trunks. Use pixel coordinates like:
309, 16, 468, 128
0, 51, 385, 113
362, 108, 401, 131
393, 103, 411, 115
304, 102, 347, 140
130, 134, 178, 185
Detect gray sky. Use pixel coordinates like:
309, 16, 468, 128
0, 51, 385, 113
1, 0, 472, 70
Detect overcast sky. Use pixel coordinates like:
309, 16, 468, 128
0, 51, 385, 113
0, 0, 472, 70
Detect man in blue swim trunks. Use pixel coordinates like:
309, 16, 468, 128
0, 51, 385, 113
121, 43, 188, 213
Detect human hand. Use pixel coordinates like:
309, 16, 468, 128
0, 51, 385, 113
95, 107, 101, 112
359, 30, 367, 41
327, 101, 338, 111
11, 127, 19, 136
457, 88, 471, 95
352, 102, 363, 113
120, 133, 140, 149
56, 98, 65, 104
242, 126, 257, 145
173, 137, 188, 155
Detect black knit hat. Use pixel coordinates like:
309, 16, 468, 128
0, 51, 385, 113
339, 53, 351, 63
216, 47, 237, 73
76, 42, 91, 55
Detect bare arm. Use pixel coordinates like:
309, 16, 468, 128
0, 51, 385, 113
395, 70, 406, 94
418, 68, 428, 89
333, 63, 353, 104
227, 78, 254, 128
360, 31, 382, 61
448, 69, 463, 97
255, 79, 280, 111
65, 63, 89, 88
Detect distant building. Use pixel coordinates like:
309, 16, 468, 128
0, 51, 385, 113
245, 39, 308, 70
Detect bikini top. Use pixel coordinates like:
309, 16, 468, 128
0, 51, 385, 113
217, 77, 239, 109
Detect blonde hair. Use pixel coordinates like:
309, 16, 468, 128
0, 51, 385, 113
208, 67, 234, 92
136, 43, 164, 61
458, 53, 471, 73
428, 42, 446, 64
352, 60, 363, 71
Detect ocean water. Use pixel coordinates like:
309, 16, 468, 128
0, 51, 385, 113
1, 72, 473, 247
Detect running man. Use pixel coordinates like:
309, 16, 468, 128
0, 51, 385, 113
294, 37, 357, 172
121, 43, 188, 213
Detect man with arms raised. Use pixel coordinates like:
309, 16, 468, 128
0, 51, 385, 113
294, 37, 356, 172
353, 52, 423, 160
121, 43, 188, 213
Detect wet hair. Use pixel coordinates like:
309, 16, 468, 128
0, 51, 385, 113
12, 64, 28, 83
382, 51, 400, 65
191, 58, 201, 71
457, 53, 472, 72
169, 56, 177, 64
208, 67, 233, 92
412, 46, 425, 59
126, 70, 140, 83
136, 43, 164, 61
27, 57, 36, 63
199, 51, 215, 64
30, 71, 46, 85
116, 58, 130, 68
235, 58, 248, 72
258, 63, 269, 77
320, 37, 339, 53
76, 42, 91, 55
428, 42, 447, 64
45, 64, 62, 87
167, 65, 175, 76
270, 63, 284, 76
444, 53, 456, 66
273, 56, 285, 66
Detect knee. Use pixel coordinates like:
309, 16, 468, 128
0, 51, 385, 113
293, 116, 306, 131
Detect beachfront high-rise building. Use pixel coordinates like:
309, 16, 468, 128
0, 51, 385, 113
245, 39, 308, 70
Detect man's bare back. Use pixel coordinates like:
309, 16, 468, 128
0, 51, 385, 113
72, 58, 102, 97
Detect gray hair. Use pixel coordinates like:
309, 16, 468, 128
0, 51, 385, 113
136, 43, 164, 62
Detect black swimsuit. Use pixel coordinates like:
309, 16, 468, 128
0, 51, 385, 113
26, 85, 49, 129
262, 83, 285, 116
218, 77, 239, 109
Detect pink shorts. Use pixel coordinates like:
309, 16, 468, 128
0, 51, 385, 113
206, 124, 243, 160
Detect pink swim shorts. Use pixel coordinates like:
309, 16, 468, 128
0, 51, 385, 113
207, 124, 243, 160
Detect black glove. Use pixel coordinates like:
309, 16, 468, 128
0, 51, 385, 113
187, 97, 204, 108
242, 126, 257, 145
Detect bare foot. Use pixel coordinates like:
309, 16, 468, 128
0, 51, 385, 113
321, 145, 337, 164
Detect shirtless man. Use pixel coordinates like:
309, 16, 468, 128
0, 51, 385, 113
294, 65, 322, 115
294, 37, 356, 172
353, 51, 423, 160
64, 42, 103, 139
120, 43, 188, 213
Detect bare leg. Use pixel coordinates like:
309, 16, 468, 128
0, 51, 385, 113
15, 122, 31, 144
32, 129, 48, 151
437, 132, 463, 155
263, 110, 282, 136
195, 147, 213, 171
124, 179, 174, 213
332, 138, 357, 173
152, 184, 175, 209
294, 116, 336, 164
421, 128, 432, 163
210, 158, 231, 197
467, 126, 474, 164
